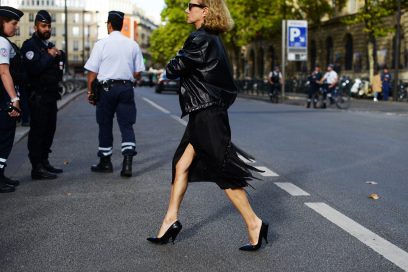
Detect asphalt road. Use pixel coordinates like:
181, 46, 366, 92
1, 87, 407, 272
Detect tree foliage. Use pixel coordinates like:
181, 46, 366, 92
148, 0, 347, 66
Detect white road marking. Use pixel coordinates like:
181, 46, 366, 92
238, 154, 256, 164
305, 202, 408, 271
142, 97, 171, 114
256, 166, 279, 177
171, 115, 188, 126
274, 182, 310, 196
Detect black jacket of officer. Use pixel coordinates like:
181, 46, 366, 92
21, 10, 65, 180
21, 12, 65, 100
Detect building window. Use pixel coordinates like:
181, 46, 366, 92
310, 40, 317, 71
258, 48, 264, 78
344, 34, 353, 70
326, 37, 334, 66
51, 27, 56, 36
73, 40, 79, 51
29, 13, 34, 22
73, 13, 79, 23
15, 28, 21, 36
50, 13, 56, 22
72, 26, 79, 36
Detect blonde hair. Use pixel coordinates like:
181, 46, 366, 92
200, 0, 234, 34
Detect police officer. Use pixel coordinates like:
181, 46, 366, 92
306, 65, 323, 108
267, 65, 282, 103
320, 64, 338, 108
84, 11, 145, 177
0, 6, 24, 193
381, 67, 391, 101
21, 10, 65, 180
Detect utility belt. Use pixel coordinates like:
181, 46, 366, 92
89, 79, 133, 104
101, 79, 133, 90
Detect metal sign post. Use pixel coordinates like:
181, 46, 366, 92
281, 20, 286, 99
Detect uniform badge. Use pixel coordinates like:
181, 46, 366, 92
0, 48, 8, 57
25, 51, 34, 60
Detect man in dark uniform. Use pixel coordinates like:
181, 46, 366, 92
306, 65, 323, 108
21, 10, 65, 180
85, 11, 145, 177
0, 6, 24, 193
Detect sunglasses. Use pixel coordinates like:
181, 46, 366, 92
188, 3, 207, 11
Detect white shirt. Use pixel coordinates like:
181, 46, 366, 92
323, 70, 338, 84
0, 36, 16, 64
84, 31, 145, 81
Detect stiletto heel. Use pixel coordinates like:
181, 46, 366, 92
239, 221, 269, 251
147, 221, 182, 245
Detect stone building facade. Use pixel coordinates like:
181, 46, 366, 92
234, 3, 407, 81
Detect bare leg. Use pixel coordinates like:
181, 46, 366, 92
157, 143, 196, 237
224, 188, 262, 245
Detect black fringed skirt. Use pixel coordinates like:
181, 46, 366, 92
172, 106, 262, 189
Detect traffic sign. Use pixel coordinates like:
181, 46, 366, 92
287, 20, 308, 61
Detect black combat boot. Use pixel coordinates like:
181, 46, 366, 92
0, 172, 15, 193
42, 159, 63, 174
120, 155, 133, 177
306, 101, 311, 108
31, 163, 57, 180
91, 156, 113, 173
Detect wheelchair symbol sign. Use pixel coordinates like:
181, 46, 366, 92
288, 26, 307, 48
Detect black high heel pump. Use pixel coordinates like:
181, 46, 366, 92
239, 221, 269, 251
147, 221, 182, 245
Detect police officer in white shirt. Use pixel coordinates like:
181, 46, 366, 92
84, 10, 145, 177
320, 64, 338, 108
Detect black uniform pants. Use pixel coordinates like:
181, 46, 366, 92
27, 95, 57, 166
0, 105, 17, 176
96, 82, 136, 157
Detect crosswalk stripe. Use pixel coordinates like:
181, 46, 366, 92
305, 202, 408, 271
170, 115, 188, 126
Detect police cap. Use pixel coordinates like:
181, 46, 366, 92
107, 10, 124, 24
35, 10, 51, 24
0, 6, 24, 21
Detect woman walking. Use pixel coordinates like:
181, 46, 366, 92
147, 0, 268, 251
0, 6, 24, 193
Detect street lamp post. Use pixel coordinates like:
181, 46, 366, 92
393, 0, 401, 101
64, 0, 69, 74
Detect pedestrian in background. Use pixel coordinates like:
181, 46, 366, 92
0, 6, 24, 193
306, 65, 322, 108
22, 10, 65, 180
147, 0, 267, 251
381, 67, 391, 101
372, 70, 382, 102
84, 11, 145, 177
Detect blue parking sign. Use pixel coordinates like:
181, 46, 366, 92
288, 26, 307, 48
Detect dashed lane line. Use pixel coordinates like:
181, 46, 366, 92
256, 166, 279, 177
142, 97, 171, 114
274, 182, 310, 196
170, 114, 188, 126
305, 202, 408, 271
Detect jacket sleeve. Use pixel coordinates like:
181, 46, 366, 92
21, 40, 54, 76
166, 34, 209, 79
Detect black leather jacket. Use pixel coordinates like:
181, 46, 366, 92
166, 28, 237, 117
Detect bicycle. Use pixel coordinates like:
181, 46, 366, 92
316, 81, 351, 110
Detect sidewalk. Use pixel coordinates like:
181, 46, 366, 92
14, 89, 86, 145
239, 92, 408, 115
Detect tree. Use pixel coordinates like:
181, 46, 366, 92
343, 0, 404, 82
149, 0, 194, 66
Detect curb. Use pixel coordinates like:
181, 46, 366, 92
13, 89, 86, 146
